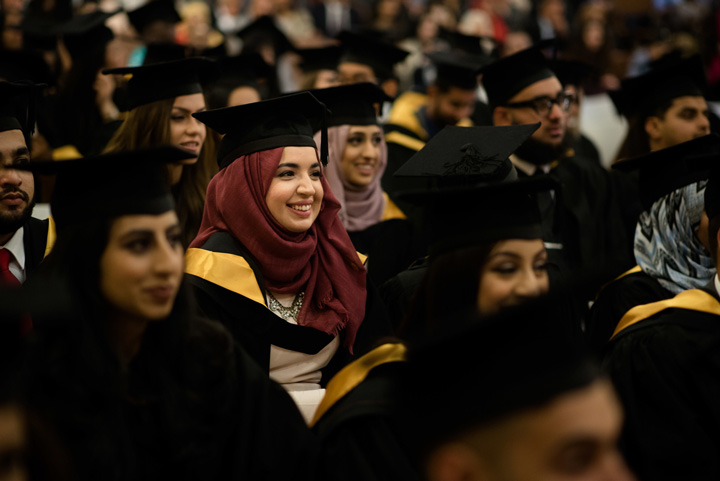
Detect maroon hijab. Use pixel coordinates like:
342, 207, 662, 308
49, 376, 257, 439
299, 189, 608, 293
191, 147, 367, 351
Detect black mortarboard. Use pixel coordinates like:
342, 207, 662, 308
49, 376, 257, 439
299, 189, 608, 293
427, 51, 485, 90
305, 83, 390, 127
128, 0, 181, 34
438, 28, 498, 58
296, 46, 342, 73
552, 58, 593, 88
236, 16, 294, 59
338, 31, 410, 80
704, 162, 720, 220
611, 54, 706, 119
613, 133, 720, 210
479, 41, 557, 109
394, 123, 540, 178
142, 42, 189, 65
0, 81, 44, 143
0, 50, 54, 84
214, 53, 275, 88
399, 293, 600, 452
56, 9, 120, 57
20, 146, 194, 228
193, 91, 330, 169
102, 57, 218, 110
20, 14, 60, 51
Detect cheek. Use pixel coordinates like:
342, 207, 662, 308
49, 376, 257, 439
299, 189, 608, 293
477, 273, 512, 313
169, 122, 184, 146
100, 251, 133, 306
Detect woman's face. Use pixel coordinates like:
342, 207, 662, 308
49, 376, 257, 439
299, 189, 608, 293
265, 146, 324, 232
100, 211, 184, 322
169, 93, 207, 164
477, 239, 549, 316
341, 125, 383, 187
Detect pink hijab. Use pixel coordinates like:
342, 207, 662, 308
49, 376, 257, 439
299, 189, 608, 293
315, 126, 388, 232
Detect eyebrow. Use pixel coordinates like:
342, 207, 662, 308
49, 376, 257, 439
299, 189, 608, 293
119, 224, 180, 239
489, 249, 547, 260
276, 162, 321, 169
172, 106, 207, 114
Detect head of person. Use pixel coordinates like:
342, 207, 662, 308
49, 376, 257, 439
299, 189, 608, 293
425, 52, 480, 129
337, 31, 410, 98
394, 124, 551, 334
309, 83, 390, 231
552, 59, 591, 138
613, 54, 709, 157
483, 43, 572, 163
614, 134, 720, 294
206, 53, 273, 108
128, 0, 181, 44
191, 92, 368, 351
0, 82, 42, 246
296, 46, 342, 91
236, 16, 294, 67
400, 296, 635, 481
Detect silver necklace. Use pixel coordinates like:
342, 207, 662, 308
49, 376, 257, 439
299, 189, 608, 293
267, 291, 304, 321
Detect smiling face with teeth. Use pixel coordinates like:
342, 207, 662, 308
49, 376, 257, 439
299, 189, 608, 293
341, 125, 383, 187
169, 93, 207, 165
265, 146, 324, 233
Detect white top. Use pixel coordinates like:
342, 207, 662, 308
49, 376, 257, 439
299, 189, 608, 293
714, 274, 720, 298
510, 154, 551, 177
1, 227, 25, 283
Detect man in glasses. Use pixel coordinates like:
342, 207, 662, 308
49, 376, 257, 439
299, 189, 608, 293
480, 43, 638, 288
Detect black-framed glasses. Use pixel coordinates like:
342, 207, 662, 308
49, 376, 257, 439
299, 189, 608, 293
504, 92, 574, 117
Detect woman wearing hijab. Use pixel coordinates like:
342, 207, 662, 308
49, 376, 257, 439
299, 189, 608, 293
185, 92, 390, 423
587, 135, 719, 350
20, 147, 320, 481
309, 83, 415, 286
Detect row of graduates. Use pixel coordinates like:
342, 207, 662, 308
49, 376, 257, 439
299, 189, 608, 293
1, 25, 720, 481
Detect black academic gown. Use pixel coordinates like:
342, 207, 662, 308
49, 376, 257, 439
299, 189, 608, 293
379, 257, 428, 334
23, 216, 52, 277
22, 314, 321, 481
586, 268, 673, 352
602, 285, 720, 481
185, 231, 392, 384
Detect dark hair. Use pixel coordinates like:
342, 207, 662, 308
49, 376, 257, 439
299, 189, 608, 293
400, 242, 496, 340
614, 115, 651, 161
709, 213, 720, 261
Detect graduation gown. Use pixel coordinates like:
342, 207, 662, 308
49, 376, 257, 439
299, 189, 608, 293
185, 231, 392, 384
603, 287, 720, 480
586, 267, 672, 352
311, 343, 420, 481
22, 315, 321, 481
23, 216, 54, 277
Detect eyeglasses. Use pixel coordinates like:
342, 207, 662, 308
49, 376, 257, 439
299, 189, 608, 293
504, 92, 575, 117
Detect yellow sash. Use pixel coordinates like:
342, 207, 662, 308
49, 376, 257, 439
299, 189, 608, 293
43, 217, 56, 259
611, 289, 720, 340
381, 193, 406, 221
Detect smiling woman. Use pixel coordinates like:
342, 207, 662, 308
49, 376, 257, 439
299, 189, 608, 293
102, 58, 218, 246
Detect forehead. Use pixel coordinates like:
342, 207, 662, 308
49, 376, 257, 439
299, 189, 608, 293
509, 76, 563, 102
172, 92, 206, 110
668, 95, 708, 110
0, 129, 27, 151
110, 211, 179, 234
338, 62, 375, 77
347, 124, 382, 135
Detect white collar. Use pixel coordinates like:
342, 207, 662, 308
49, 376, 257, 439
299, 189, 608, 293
510, 154, 551, 176
714, 273, 720, 298
1, 226, 25, 269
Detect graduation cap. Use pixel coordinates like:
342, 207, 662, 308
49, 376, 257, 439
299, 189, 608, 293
613, 133, 720, 210
394, 123, 540, 178
427, 51, 485, 90
611, 54, 706, 119
214, 53, 275, 88
0, 81, 45, 144
56, 9, 120, 57
338, 31, 410, 81
142, 42, 190, 65
399, 293, 600, 453
20, 13, 60, 52
102, 57, 218, 111
552, 58, 593, 88
193, 91, 330, 169
296, 46, 342, 73
438, 28, 498, 58
0, 50, 54, 84
304, 83, 390, 127
479, 40, 557, 109
19, 146, 194, 229
236, 16, 294, 60
128, 0, 181, 35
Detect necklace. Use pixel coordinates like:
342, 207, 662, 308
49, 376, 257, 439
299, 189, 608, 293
267, 291, 305, 321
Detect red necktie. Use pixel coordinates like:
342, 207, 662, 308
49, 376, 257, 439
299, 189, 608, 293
0, 248, 32, 334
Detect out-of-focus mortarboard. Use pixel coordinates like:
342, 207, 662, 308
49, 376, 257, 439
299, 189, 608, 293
613, 133, 720, 210
128, 0, 181, 34
20, 14, 60, 52
398, 293, 600, 453
296, 46, 342, 73
142, 42, 189, 64
193, 91, 330, 169
305, 82, 390, 127
427, 51, 485, 90
102, 57, 218, 110
479, 40, 557, 109
338, 31, 410, 80
19, 146, 194, 228
0, 81, 45, 143
438, 28, 498, 58
236, 16, 294, 60
214, 53, 274, 88
0, 50, 54, 84
56, 9, 120, 57
552, 58, 593, 88
610, 54, 706, 119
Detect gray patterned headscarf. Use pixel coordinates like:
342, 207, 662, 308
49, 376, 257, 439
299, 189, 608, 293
634, 181, 716, 294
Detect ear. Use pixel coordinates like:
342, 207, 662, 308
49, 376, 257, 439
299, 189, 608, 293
426, 443, 488, 481
380, 78, 399, 98
426, 84, 439, 99
493, 106, 511, 127
644, 116, 663, 142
